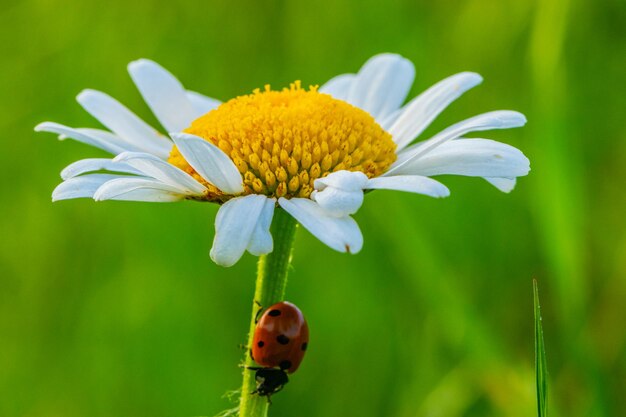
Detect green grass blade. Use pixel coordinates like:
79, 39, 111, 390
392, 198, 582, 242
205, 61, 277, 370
534, 279, 548, 417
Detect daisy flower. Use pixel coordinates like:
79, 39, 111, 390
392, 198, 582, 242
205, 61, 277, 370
36, 54, 529, 267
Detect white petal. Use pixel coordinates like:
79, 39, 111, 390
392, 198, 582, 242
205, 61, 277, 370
186, 90, 221, 117
76, 89, 172, 158
170, 133, 244, 195
387, 111, 527, 176
313, 170, 369, 191
94, 177, 187, 202
70, 128, 143, 152
319, 74, 355, 101
379, 107, 405, 131
484, 177, 517, 193
311, 171, 369, 217
113, 152, 206, 194
311, 187, 364, 217
128, 59, 197, 132
35, 122, 128, 155
61, 158, 143, 180
52, 174, 125, 201
278, 198, 363, 253
392, 138, 530, 178
389, 72, 483, 149
347, 54, 415, 121
210, 195, 269, 267
246, 198, 276, 256
365, 175, 450, 198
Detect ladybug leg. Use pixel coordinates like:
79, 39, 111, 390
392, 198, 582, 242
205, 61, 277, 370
254, 301, 263, 324
264, 385, 284, 404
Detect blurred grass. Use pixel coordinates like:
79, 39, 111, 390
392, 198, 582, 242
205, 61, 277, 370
534, 280, 548, 417
1, 0, 625, 416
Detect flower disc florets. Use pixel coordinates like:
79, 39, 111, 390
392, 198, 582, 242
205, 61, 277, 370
168, 81, 397, 200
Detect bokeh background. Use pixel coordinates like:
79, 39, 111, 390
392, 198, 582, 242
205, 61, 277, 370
1, 0, 625, 416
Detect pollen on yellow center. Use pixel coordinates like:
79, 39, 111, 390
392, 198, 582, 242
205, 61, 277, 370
168, 81, 397, 200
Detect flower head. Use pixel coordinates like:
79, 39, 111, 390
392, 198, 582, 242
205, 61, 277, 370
168, 81, 397, 202
36, 54, 529, 266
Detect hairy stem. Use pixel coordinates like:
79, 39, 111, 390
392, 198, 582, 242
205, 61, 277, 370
238, 208, 298, 417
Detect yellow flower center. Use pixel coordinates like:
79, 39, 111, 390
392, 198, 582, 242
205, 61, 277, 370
168, 82, 397, 200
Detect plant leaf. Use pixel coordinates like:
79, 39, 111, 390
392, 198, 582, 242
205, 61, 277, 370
534, 279, 548, 417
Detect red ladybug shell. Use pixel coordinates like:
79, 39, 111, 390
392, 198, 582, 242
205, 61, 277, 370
252, 301, 309, 373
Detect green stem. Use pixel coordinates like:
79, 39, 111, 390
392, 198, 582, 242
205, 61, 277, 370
238, 208, 298, 417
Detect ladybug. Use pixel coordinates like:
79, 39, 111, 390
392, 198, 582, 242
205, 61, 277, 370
247, 301, 309, 400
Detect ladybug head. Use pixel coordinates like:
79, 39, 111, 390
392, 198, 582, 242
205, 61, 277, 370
253, 368, 289, 397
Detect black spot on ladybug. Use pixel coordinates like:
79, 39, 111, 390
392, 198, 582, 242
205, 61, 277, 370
301, 342, 308, 351
257, 341, 265, 348
268, 309, 281, 317
276, 334, 289, 345
279, 360, 292, 370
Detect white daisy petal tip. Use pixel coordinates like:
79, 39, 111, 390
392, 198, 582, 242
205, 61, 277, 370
313, 170, 369, 191
485, 177, 517, 193
127, 58, 156, 72
127, 59, 159, 80
34, 122, 51, 133
422, 181, 451, 198
52, 174, 126, 202
33, 122, 129, 155
209, 249, 234, 268
495, 111, 527, 128
366, 53, 414, 70
128, 59, 197, 133
246, 197, 276, 256
395, 138, 531, 180
278, 197, 363, 254
34, 122, 64, 137
209, 195, 271, 267
35, 122, 68, 142
347, 54, 416, 121
75, 88, 98, 104
459, 71, 483, 86
437, 186, 451, 198
74, 87, 173, 158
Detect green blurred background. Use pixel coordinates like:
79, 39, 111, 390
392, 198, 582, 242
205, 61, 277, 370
1, 0, 625, 416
